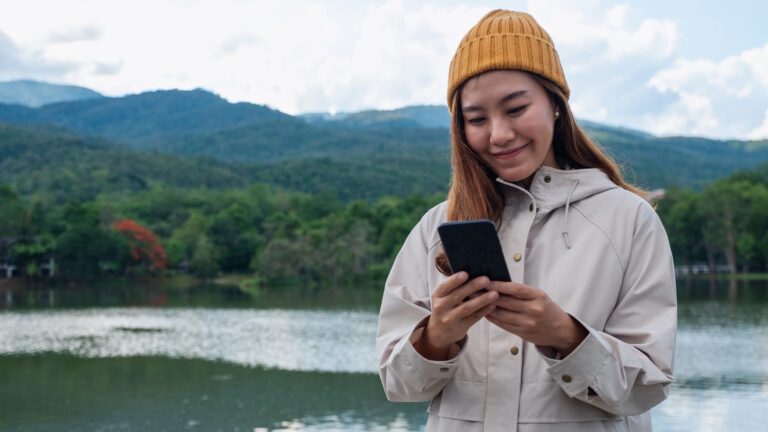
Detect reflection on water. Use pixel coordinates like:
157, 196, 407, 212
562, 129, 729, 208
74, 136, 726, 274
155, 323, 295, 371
0, 354, 428, 432
0, 277, 767, 431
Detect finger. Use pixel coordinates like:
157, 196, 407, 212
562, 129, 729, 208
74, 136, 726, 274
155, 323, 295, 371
450, 276, 491, 304
433, 271, 469, 298
492, 294, 526, 312
464, 303, 496, 324
452, 290, 498, 320
487, 307, 522, 325
488, 281, 539, 300
485, 314, 513, 332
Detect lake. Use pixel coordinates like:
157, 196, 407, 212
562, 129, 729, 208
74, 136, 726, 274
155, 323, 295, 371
1, 278, 767, 431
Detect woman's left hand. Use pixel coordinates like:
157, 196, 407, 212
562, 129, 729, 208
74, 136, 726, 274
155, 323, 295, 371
486, 281, 588, 357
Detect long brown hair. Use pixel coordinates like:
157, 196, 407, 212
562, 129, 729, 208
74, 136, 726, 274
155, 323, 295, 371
436, 72, 647, 275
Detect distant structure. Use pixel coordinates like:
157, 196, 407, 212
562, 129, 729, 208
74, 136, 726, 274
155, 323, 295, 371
0, 237, 56, 278
648, 189, 665, 200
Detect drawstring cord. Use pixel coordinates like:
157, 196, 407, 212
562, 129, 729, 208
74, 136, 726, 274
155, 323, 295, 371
562, 180, 579, 249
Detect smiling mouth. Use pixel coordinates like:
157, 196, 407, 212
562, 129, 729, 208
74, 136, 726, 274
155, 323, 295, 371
493, 143, 529, 159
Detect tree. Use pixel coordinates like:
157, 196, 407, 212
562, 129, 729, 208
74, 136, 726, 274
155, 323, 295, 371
0, 185, 24, 237
166, 212, 210, 267
54, 201, 111, 277
189, 235, 220, 279
657, 186, 705, 275
699, 179, 768, 275
113, 219, 169, 271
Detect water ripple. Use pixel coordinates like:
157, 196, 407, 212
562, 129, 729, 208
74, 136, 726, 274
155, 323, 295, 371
0, 308, 379, 373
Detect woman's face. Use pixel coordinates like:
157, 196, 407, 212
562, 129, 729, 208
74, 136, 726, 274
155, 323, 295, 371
460, 70, 559, 185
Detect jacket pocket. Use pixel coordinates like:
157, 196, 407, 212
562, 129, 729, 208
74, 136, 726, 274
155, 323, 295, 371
428, 379, 486, 422
519, 381, 621, 423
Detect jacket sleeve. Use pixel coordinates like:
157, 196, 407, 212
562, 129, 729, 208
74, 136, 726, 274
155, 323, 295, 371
376, 216, 467, 402
537, 201, 677, 416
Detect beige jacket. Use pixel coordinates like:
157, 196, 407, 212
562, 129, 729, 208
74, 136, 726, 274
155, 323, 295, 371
377, 166, 676, 432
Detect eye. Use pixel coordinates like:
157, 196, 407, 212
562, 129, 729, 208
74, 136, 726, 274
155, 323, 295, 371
465, 116, 486, 125
507, 105, 528, 115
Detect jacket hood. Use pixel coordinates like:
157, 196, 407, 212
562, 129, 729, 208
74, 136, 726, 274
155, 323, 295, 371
496, 166, 622, 249
496, 165, 620, 214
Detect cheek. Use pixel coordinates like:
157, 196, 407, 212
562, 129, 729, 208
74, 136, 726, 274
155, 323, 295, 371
524, 117, 555, 146
464, 128, 487, 153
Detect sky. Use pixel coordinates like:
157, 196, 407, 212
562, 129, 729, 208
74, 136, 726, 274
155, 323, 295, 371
1, 0, 767, 139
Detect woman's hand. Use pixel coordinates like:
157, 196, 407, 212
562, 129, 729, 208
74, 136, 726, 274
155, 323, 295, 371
414, 272, 499, 361
486, 282, 588, 357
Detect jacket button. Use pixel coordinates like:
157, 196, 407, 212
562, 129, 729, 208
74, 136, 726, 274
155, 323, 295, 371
562, 374, 572, 383
513, 253, 522, 262
509, 346, 519, 355
544, 175, 552, 183
440, 367, 449, 372
529, 203, 534, 212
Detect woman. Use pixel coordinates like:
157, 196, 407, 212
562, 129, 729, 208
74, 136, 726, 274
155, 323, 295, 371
376, 9, 676, 432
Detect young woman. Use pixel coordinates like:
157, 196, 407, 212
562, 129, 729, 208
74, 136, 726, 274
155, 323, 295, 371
377, 10, 676, 432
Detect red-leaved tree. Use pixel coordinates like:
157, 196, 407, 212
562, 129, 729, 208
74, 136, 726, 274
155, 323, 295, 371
113, 219, 169, 271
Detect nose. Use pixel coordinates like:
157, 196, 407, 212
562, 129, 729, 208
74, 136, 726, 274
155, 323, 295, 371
489, 118, 516, 147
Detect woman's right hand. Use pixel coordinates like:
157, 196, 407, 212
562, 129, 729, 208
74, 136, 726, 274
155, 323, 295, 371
413, 271, 499, 361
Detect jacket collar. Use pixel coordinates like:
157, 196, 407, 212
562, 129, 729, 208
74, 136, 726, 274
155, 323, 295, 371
495, 166, 619, 213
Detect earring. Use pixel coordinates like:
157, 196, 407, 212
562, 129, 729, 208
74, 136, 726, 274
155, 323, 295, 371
554, 111, 560, 118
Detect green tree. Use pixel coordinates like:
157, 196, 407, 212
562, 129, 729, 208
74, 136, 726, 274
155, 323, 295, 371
54, 201, 109, 277
0, 185, 24, 237
700, 179, 768, 275
657, 186, 705, 274
189, 235, 220, 279
166, 212, 210, 267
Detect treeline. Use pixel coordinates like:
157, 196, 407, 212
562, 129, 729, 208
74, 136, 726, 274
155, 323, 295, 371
0, 183, 442, 290
3, 163, 768, 289
658, 164, 768, 274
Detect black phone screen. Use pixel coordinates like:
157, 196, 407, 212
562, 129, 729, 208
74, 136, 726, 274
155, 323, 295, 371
437, 219, 511, 282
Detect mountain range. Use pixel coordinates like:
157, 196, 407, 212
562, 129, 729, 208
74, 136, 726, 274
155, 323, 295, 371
1, 80, 767, 202
0, 80, 104, 107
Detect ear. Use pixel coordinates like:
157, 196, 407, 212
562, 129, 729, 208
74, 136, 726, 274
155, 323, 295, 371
549, 96, 559, 115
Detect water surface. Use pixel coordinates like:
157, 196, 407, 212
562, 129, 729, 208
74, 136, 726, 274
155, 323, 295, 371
1, 278, 766, 431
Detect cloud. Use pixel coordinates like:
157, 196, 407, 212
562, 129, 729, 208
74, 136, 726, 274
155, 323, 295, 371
93, 60, 123, 76
311, 0, 489, 111
528, 0, 678, 67
204, 0, 491, 113
0, 30, 77, 81
0, 0, 764, 139
748, 109, 768, 140
645, 43, 768, 137
48, 25, 102, 43
520, 1, 684, 136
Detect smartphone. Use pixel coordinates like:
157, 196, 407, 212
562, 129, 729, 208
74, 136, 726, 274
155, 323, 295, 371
437, 219, 511, 282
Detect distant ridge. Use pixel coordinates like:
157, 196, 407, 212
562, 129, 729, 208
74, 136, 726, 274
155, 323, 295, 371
301, 105, 450, 129
0, 88, 291, 143
0, 82, 767, 195
0, 80, 104, 107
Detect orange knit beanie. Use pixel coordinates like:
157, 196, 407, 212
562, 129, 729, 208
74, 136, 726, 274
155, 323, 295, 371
447, 9, 569, 110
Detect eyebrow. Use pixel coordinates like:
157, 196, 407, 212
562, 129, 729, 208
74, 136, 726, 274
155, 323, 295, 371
462, 90, 529, 113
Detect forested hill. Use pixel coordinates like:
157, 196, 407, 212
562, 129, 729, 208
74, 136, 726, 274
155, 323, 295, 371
1, 87, 768, 194
0, 89, 290, 143
0, 80, 104, 107
0, 122, 449, 202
